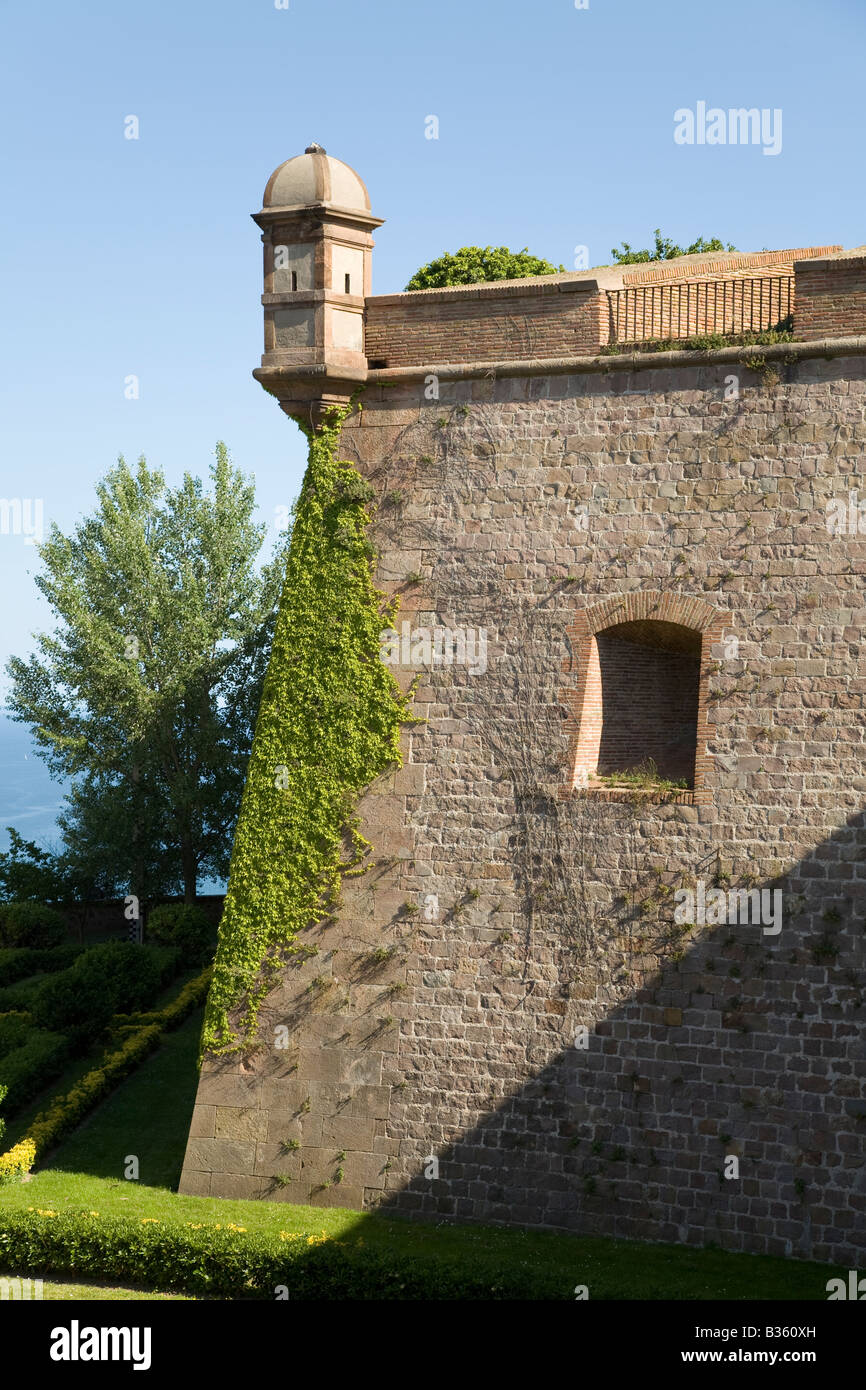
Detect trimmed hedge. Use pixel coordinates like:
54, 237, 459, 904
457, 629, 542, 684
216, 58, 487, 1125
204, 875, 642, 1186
21, 967, 212, 1163
0, 1138, 33, 1181
0, 945, 83, 987
0, 902, 67, 950
0, 1029, 71, 1114
31, 942, 178, 1042
0, 1011, 32, 1059
0, 976, 50, 1012
0, 1208, 571, 1300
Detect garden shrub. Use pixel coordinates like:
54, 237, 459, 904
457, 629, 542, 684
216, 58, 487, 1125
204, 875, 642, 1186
31, 943, 178, 1042
0, 976, 51, 1012
0, 1011, 32, 1060
0, 1206, 572, 1299
0, 945, 82, 988
18, 967, 211, 1162
0, 1082, 35, 1183
0, 902, 67, 950
0, 1137, 34, 1182
146, 903, 215, 966
0, 1030, 70, 1113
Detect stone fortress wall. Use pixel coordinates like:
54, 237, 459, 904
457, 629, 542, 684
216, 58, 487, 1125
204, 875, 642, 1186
180, 147, 866, 1268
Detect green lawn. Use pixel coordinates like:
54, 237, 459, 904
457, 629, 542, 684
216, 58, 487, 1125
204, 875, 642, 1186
2, 969, 203, 1152
1, 1166, 838, 1299
41, 1009, 202, 1187
0, 997, 842, 1300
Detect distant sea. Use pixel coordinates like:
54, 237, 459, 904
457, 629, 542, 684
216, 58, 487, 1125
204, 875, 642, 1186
0, 712, 225, 892
0, 712, 68, 854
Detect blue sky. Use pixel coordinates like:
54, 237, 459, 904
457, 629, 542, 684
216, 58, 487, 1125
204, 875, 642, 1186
0, 0, 862, 704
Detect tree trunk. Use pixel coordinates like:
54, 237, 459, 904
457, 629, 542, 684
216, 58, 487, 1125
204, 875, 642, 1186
130, 761, 145, 941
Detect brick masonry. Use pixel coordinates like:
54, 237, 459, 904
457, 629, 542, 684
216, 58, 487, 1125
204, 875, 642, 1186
182, 345, 866, 1270
364, 246, 844, 365
795, 252, 866, 342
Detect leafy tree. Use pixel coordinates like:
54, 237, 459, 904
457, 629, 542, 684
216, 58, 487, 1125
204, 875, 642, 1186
405, 245, 565, 290
611, 230, 738, 264
6, 445, 288, 904
0, 829, 68, 904
0, 828, 104, 942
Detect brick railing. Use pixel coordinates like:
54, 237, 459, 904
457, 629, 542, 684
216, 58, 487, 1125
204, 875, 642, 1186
606, 275, 793, 345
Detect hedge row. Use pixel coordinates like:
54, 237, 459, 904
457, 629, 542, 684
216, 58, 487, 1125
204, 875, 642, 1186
0, 1208, 569, 1300
31, 942, 179, 1043
0, 1011, 32, 1059
0, 945, 83, 988
17, 967, 212, 1165
0, 1029, 70, 1114
0, 902, 67, 950
0, 976, 50, 1013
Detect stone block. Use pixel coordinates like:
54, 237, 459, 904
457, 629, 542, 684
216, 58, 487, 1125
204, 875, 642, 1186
209, 1173, 267, 1200
177, 1169, 211, 1197
214, 1107, 269, 1143
188, 1104, 216, 1139
184, 1137, 257, 1175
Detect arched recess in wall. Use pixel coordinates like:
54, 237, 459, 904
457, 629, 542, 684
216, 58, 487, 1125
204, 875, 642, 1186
561, 592, 726, 803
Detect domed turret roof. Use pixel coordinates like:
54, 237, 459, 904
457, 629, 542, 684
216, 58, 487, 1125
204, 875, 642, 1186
262, 143, 371, 212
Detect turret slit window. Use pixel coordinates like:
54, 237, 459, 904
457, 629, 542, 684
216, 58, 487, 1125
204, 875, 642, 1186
345, 273, 351, 294
291, 271, 298, 291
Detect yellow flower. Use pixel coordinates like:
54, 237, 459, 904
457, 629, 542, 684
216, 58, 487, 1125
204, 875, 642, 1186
140, 1218, 160, 1225
89, 1211, 99, 1217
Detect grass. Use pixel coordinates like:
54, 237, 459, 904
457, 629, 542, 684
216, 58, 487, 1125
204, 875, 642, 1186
0, 1168, 837, 1299
38, 1009, 203, 1186
1, 968, 203, 1150
3, 1273, 194, 1300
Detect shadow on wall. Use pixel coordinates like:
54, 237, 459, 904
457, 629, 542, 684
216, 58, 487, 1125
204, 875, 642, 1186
380, 806, 866, 1268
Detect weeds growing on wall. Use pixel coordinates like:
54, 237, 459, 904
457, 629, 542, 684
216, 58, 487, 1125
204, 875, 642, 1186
200, 404, 411, 1057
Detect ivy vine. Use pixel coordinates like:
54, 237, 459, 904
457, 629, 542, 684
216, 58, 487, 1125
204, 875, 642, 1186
200, 403, 411, 1056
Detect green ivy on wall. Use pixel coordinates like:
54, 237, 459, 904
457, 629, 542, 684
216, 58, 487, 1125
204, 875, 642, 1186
200, 404, 411, 1057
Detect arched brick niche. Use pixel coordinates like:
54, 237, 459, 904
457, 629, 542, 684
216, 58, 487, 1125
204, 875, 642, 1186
561, 592, 725, 804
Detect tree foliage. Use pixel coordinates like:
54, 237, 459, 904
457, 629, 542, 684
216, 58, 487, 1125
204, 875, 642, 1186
610, 230, 738, 264
5, 446, 288, 903
405, 245, 565, 291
